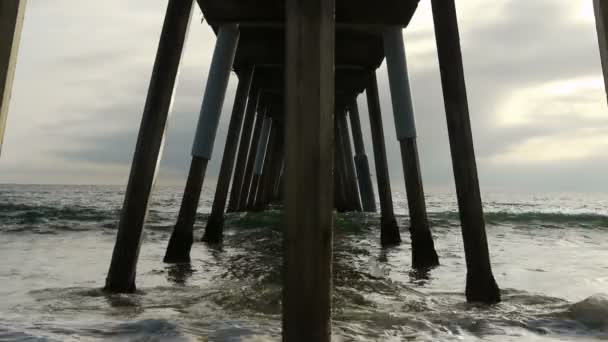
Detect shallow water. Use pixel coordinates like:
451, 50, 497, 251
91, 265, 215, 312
1, 184, 608, 341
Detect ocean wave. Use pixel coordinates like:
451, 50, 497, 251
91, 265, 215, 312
2, 200, 608, 234
428, 211, 608, 228
0, 202, 118, 224
566, 294, 608, 329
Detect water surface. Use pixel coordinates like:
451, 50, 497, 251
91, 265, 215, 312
1, 184, 607, 341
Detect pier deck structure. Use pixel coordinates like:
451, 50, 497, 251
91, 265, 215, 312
20, 0, 608, 339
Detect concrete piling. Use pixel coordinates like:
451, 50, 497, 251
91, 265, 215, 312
253, 121, 278, 210
238, 109, 265, 210
348, 99, 377, 213
270, 150, 285, 203
0, 0, 27, 157
366, 71, 401, 246
202, 66, 255, 243
164, 23, 239, 262
383, 26, 439, 268
105, 0, 193, 291
247, 115, 272, 210
594, 0, 608, 104
259, 125, 284, 208
334, 119, 349, 212
164, 157, 206, 263
227, 88, 260, 212
431, 0, 500, 303
337, 110, 363, 212
283, 0, 335, 339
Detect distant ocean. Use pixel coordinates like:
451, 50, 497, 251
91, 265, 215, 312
1, 184, 607, 341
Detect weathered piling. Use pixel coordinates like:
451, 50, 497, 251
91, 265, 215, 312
383, 26, 439, 268
431, 0, 500, 303
348, 99, 377, 213
594, 0, 608, 103
366, 71, 401, 246
270, 151, 285, 203
334, 118, 349, 212
238, 109, 265, 210
283, 0, 335, 339
202, 66, 255, 243
227, 89, 260, 212
259, 125, 284, 208
105, 0, 193, 291
164, 157, 206, 262
164, 23, 239, 262
247, 115, 272, 209
253, 121, 278, 210
0, 0, 26, 157
337, 110, 363, 211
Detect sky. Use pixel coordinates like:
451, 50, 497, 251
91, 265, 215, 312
1, 0, 607, 193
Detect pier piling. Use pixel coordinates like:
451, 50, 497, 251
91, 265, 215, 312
594, 0, 608, 104
366, 71, 401, 246
348, 99, 377, 213
431, 0, 500, 303
283, 0, 335, 339
383, 26, 439, 268
0, 0, 26, 157
239, 109, 265, 210
334, 118, 349, 212
165, 23, 239, 260
253, 120, 278, 210
338, 110, 363, 211
202, 66, 254, 243
227, 89, 260, 212
247, 115, 272, 210
105, 0, 193, 290
259, 125, 284, 208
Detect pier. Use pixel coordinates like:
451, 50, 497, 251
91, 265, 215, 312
5, 0, 608, 340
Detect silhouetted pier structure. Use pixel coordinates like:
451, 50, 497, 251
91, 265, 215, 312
5, 0, 608, 339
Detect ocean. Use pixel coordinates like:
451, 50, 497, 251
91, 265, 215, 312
1, 184, 607, 341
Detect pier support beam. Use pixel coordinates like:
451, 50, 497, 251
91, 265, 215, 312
0, 0, 26, 157
431, 0, 500, 303
366, 71, 401, 246
283, 0, 335, 340
383, 27, 439, 268
227, 89, 260, 212
594, 0, 608, 104
259, 125, 284, 208
334, 119, 349, 212
338, 110, 362, 212
239, 110, 265, 210
348, 99, 377, 213
202, 66, 254, 243
164, 24, 239, 263
248, 115, 272, 210
106, 0, 193, 291
253, 121, 278, 210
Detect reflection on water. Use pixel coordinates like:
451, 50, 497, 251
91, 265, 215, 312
0, 185, 608, 341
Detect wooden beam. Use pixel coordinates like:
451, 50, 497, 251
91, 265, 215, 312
283, 0, 335, 340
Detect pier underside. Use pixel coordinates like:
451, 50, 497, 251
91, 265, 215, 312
197, 0, 419, 26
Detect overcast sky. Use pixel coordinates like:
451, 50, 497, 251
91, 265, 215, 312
1, 0, 607, 193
